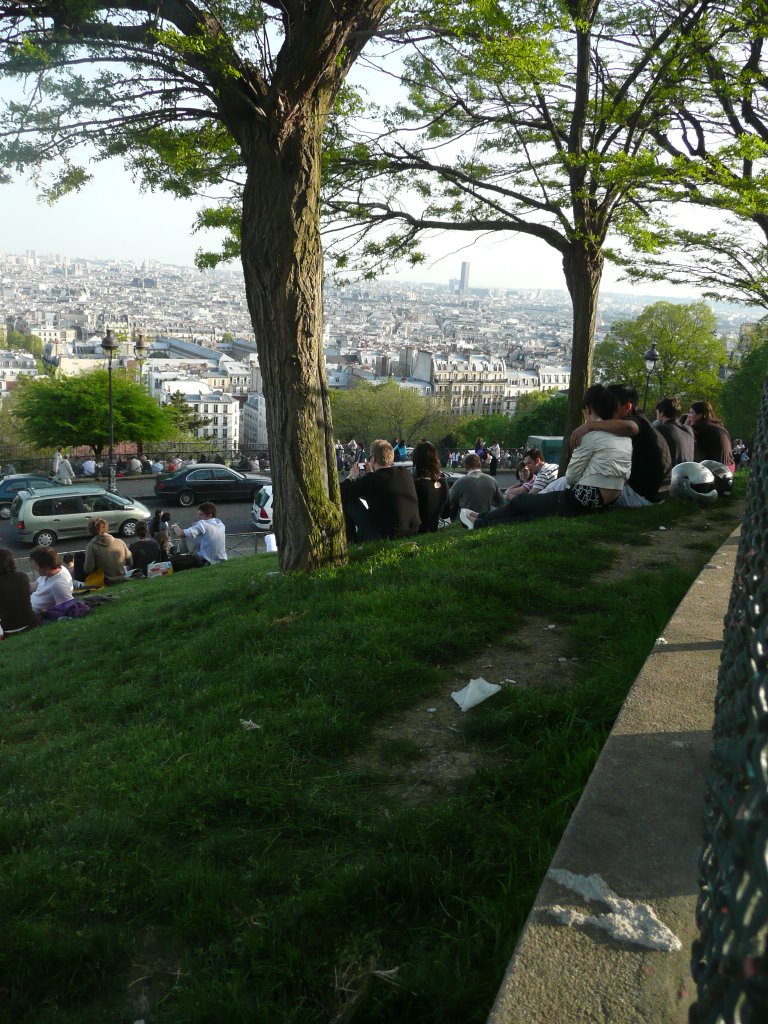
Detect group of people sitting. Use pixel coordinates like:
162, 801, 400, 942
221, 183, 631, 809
464, 387, 734, 530
339, 385, 735, 543
0, 502, 229, 639
0, 545, 81, 637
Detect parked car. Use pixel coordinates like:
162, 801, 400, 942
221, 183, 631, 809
0, 474, 58, 519
10, 485, 152, 547
154, 464, 271, 507
251, 485, 274, 531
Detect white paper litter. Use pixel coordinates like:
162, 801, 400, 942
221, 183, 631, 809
655, 637, 669, 645
705, 563, 723, 569
547, 624, 557, 630
240, 719, 262, 731
426, 707, 437, 713
558, 657, 568, 663
545, 869, 681, 951
659, 526, 667, 531
451, 677, 501, 712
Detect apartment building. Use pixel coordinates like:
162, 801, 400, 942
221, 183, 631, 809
241, 393, 268, 450
0, 348, 38, 392
432, 352, 507, 416
160, 382, 240, 449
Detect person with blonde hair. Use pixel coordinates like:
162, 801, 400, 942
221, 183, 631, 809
340, 439, 420, 542
83, 517, 132, 584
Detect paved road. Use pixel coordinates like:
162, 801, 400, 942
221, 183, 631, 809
0, 476, 266, 557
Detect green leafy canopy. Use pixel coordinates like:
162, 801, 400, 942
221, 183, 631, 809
15, 370, 178, 452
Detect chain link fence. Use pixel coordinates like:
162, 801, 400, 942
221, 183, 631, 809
690, 373, 768, 1022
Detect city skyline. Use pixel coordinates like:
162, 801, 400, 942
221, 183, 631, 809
0, 157, 706, 299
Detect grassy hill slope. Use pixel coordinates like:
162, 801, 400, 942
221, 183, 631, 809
0, 491, 744, 1023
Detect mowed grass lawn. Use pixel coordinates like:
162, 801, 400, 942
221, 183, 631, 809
0, 489, 744, 1023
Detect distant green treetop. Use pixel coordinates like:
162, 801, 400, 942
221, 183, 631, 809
16, 370, 177, 456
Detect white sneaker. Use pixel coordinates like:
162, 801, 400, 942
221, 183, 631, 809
459, 508, 477, 530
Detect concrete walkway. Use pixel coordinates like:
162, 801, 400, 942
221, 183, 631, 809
488, 528, 740, 1024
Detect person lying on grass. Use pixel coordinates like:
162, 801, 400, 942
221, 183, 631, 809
464, 385, 632, 530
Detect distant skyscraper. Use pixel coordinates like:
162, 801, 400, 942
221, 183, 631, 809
459, 261, 470, 295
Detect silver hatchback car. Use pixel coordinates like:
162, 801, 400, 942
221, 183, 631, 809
10, 485, 152, 547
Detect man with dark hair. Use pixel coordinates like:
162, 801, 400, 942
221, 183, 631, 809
340, 439, 421, 542
655, 397, 694, 466
468, 385, 631, 528
503, 447, 559, 500
129, 522, 163, 575
447, 453, 505, 517
173, 502, 227, 565
570, 383, 671, 505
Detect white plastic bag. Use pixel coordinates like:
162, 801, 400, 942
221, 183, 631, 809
451, 677, 501, 712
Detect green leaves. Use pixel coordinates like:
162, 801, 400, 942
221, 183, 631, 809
593, 301, 727, 409
15, 370, 178, 452
329, 379, 454, 444
720, 328, 768, 441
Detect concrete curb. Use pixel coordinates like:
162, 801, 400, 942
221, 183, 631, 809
487, 528, 740, 1024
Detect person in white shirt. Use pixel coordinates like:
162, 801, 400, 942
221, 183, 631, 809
468, 386, 631, 529
29, 546, 74, 612
57, 454, 75, 485
488, 441, 501, 477
503, 448, 559, 500
173, 502, 227, 565
82, 458, 96, 476
52, 446, 63, 476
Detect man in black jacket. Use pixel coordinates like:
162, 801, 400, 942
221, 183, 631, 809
340, 439, 420, 542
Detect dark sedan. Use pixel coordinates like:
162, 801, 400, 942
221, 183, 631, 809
154, 464, 271, 507
0, 473, 58, 518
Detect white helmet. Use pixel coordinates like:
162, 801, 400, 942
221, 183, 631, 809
699, 460, 734, 498
670, 462, 718, 504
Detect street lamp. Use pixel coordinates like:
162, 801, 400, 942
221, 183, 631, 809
642, 343, 660, 414
101, 328, 119, 493
134, 333, 147, 386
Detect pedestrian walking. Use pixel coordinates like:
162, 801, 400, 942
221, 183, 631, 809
57, 453, 75, 485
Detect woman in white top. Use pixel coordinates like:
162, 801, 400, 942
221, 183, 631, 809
29, 546, 74, 612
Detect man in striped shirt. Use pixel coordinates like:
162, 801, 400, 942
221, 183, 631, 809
504, 448, 559, 500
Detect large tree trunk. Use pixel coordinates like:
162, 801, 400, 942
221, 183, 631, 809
240, 101, 346, 573
561, 242, 604, 471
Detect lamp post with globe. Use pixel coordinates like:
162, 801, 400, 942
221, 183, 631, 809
642, 343, 660, 415
101, 328, 119, 493
134, 333, 147, 386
